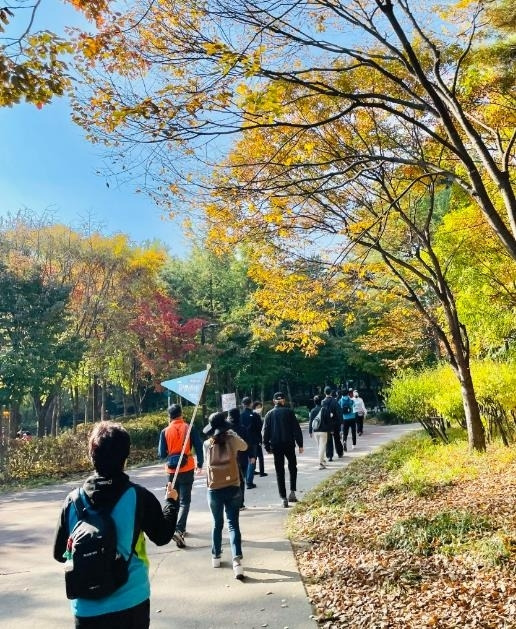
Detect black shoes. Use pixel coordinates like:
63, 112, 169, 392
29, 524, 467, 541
246, 483, 257, 489
173, 531, 186, 548
259, 472, 268, 477
288, 491, 298, 503
282, 497, 289, 508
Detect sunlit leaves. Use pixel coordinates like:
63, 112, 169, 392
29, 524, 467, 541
0, 1, 111, 107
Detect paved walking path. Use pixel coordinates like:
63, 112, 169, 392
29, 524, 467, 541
0, 422, 419, 629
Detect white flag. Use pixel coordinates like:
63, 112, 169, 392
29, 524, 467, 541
161, 368, 210, 405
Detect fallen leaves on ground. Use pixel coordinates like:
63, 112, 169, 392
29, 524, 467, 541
290, 445, 516, 628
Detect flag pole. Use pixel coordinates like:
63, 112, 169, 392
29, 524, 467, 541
169, 364, 211, 489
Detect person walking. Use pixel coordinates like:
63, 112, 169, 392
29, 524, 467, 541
262, 392, 304, 508
240, 396, 263, 489
228, 407, 249, 509
252, 400, 268, 477
308, 394, 330, 469
53, 421, 179, 629
158, 403, 204, 549
203, 411, 248, 579
353, 390, 367, 436
339, 390, 356, 451
322, 386, 344, 461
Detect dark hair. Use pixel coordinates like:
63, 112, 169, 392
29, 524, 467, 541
313, 394, 321, 405
324, 386, 332, 395
89, 421, 130, 477
168, 404, 183, 419
242, 396, 252, 406
252, 401, 262, 410
208, 412, 231, 446
228, 407, 240, 424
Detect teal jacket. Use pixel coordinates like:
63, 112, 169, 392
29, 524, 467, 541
53, 472, 177, 618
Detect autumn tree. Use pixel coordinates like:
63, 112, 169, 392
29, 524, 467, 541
73, 0, 515, 258
0, 263, 84, 436
0, 212, 186, 425
0, 0, 112, 107
69, 0, 516, 450
128, 292, 204, 413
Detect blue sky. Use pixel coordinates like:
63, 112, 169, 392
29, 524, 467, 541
0, 1, 187, 250
0, 99, 186, 248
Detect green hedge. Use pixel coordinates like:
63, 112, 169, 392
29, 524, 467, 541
0, 408, 207, 489
386, 360, 516, 426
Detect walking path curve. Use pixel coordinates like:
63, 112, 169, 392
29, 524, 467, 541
0, 422, 419, 629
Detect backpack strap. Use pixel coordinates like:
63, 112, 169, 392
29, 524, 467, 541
70, 488, 88, 520
70, 483, 141, 561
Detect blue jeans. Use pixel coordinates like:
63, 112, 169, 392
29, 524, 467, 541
207, 485, 242, 559
246, 444, 258, 487
168, 469, 194, 533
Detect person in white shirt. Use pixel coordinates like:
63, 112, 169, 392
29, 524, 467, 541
352, 390, 367, 436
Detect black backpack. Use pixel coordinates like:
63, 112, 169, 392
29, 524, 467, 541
64, 488, 135, 600
340, 397, 353, 415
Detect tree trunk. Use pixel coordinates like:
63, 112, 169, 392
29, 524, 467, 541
286, 381, 293, 408
71, 385, 79, 434
84, 388, 89, 424
51, 395, 60, 436
438, 286, 486, 452
100, 378, 106, 421
454, 357, 486, 452
9, 402, 21, 438
34, 395, 54, 437
45, 398, 55, 436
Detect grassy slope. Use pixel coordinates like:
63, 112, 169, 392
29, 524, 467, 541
288, 430, 516, 628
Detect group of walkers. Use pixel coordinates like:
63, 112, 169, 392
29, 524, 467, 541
52, 388, 356, 627
308, 386, 367, 469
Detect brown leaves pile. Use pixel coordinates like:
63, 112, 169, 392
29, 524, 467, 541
291, 454, 516, 628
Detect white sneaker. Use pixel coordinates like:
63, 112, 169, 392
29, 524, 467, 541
212, 556, 221, 568
351, 444, 355, 450
233, 559, 244, 580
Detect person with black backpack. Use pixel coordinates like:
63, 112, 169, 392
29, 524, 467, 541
308, 395, 330, 469
322, 387, 344, 461
53, 421, 179, 629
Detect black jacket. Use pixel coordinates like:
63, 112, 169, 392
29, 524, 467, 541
53, 471, 178, 564
240, 408, 263, 446
229, 415, 250, 471
262, 405, 303, 451
322, 396, 342, 430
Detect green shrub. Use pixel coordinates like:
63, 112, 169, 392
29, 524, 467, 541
382, 509, 492, 556
0, 409, 209, 489
4, 431, 90, 483
386, 359, 516, 428
294, 406, 309, 421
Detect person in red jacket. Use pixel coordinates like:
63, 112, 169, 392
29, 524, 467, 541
158, 404, 204, 548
